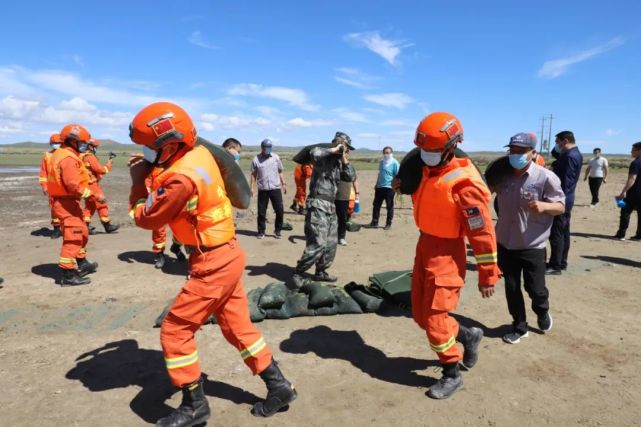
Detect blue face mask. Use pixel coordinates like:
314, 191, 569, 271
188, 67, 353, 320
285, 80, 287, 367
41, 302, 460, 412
264, 147, 272, 155
51, 143, 61, 150
78, 142, 89, 153
508, 153, 530, 170
233, 153, 241, 161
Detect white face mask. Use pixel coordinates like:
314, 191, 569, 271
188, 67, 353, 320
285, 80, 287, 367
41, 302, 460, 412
420, 149, 442, 167
383, 153, 392, 160
143, 146, 158, 163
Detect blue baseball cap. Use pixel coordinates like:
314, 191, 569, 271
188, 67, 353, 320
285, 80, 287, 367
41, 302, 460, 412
506, 132, 537, 149
260, 138, 273, 148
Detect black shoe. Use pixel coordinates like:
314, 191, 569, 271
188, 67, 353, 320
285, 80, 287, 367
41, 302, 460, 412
298, 207, 305, 215
156, 378, 210, 427
368, 221, 378, 228
384, 224, 391, 230
60, 269, 91, 286
274, 231, 282, 239
427, 364, 463, 400
77, 258, 98, 277
545, 268, 562, 275
51, 226, 61, 239
154, 253, 166, 269
290, 203, 298, 212
257, 233, 265, 240
537, 312, 553, 333
88, 225, 97, 235
502, 330, 529, 344
313, 271, 337, 282
170, 243, 187, 262
103, 222, 120, 233
252, 359, 297, 417
459, 326, 483, 368
0, 277, 3, 288
630, 235, 641, 241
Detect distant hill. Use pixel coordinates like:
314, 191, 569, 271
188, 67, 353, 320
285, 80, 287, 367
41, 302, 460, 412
4, 139, 136, 149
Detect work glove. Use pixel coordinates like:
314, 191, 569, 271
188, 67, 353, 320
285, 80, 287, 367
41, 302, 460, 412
108, 151, 117, 160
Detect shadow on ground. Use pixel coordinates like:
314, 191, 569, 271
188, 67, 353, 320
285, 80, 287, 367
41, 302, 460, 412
31, 263, 60, 284
117, 251, 189, 277
582, 255, 641, 269
30, 227, 55, 238
572, 232, 615, 239
245, 262, 294, 283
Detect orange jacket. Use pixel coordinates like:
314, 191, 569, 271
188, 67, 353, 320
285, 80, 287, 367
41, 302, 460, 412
148, 146, 234, 248
80, 153, 112, 184
534, 154, 545, 166
39, 150, 54, 191
412, 157, 499, 286
47, 147, 91, 199
294, 164, 313, 181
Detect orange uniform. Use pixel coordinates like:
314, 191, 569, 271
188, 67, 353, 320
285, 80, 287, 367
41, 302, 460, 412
39, 150, 61, 228
130, 146, 272, 387
80, 152, 112, 225
293, 163, 313, 209
146, 167, 170, 254
411, 158, 500, 364
534, 153, 545, 166
47, 147, 92, 269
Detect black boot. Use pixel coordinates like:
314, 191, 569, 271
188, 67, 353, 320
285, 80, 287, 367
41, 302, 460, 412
289, 202, 298, 212
170, 243, 187, 262
298, 207, 305, 215
103, 222, 120, 233
51, 226, 61, 239
77, 258, 98, 277
427, 363, 463, 400
251, 360, 297, 417
457, 326, 483, 368
156, 378, 210, 427
88, 225, 97, 235
313, 270, 337, 283
154, 253, 166, 269
60, 269, 91, 286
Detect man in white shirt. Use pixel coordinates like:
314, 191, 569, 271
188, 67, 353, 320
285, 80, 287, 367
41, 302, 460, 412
583, 148, 608, 207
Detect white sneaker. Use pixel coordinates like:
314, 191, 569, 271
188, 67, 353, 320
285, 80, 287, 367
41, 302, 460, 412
338, 238, 347, 246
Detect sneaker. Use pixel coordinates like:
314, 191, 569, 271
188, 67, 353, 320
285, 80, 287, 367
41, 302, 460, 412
384, 224, 392, 230
338, 238, 347, 246
154, 253, 166, 269
537, 312, 553, 333
502, 330, 529, 344
545, 268, 562, 275
257, 233, 265, 240
613, 233, 626, 241
593, 202, 599, 208
426, 374, 463, 400
274, 231, 282, 240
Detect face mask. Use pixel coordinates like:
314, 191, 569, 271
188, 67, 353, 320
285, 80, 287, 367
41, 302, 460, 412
78, 143, 88, 153
508, 153, 530, 170
264, 147, 272, 154
554, 143, 562, 152
143, 145, 158, 163
420, 149, 442, 167
383, 153, 392, 161
233, 153, 241, 161
51, 144, 60, 150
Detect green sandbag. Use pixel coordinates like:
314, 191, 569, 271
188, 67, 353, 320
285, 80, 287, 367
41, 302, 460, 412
292, 143, 334, 165
248, 288, 266, 322
281, 222, 293, 231
154, 301, 173, 327
258, 282, 288, 309
344, 282, 383, 313
283, 291, 314, 317
314, 304, 339, 316
397, 147, 471, 195
264, 305, 291, 320
300, 281, 336, 309
196, 137, 251, 209
369, 270, 412, 309
331, 287, 363, 314
346, 222, 361, 232
484, 155, 511, 188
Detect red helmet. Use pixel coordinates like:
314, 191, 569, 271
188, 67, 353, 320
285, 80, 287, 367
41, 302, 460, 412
414, 112, 463, 151
60, 124, 91, 143
88, 138, 100, 148
49, 133, 62, 145
129, 102, 197, 149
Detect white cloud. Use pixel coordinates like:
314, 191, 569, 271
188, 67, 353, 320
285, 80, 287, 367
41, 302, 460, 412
286, 117, 334, 128
605, 128, 622, 137
188, 31, 219, 50
333, 108, 368, 123
0, 96, 41, 119
334, 67, 379, 89
380, 118, 414, 127
364, 93, 413, 109
228, 83, 318, 111
59, 97, 97, 112
538, 37, 624, 79
200, 113, 271, 130
72, 54, 84, 68
343, 32, 412, 66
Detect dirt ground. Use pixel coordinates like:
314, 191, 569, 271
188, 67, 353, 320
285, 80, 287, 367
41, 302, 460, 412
1, 163, 640, 427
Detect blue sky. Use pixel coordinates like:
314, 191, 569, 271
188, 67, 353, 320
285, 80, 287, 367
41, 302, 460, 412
0, 0, 639, 152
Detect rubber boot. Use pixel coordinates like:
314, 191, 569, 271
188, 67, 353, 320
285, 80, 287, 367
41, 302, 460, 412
103, 222, 120, 233
77, 258, 98, 277
427, 363, 463, 400
251, 360, 297, 417
313, 270, 337, 283
51, 226, 61, 239
298, 206, 305, 215
170, 243, 187, 262
88, 224, 97, 235
154, 253, 166, 269
156, 378, 210, 427
60, 269, 91, 286
458, 326, 483, 369
289, 202, 298, 212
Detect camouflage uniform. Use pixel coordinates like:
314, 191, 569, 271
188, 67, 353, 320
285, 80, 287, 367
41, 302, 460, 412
295, 141, 355, 278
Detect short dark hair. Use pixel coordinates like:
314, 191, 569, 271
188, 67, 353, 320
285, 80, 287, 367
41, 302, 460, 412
632, 142, 641, 151
593, 148, 601, 153
555, 131, 575, 144
382, 146, 393, 153
222, 138, 242, 149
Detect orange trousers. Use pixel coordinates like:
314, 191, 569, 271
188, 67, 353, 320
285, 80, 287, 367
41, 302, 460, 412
84, 183, 110, 224
160, 239, 272, 387
48, 196, 60, 227
152, 226, 167, 253
53, 198, 89, 269
293, 177, 307, 208
411, 232, 467, 365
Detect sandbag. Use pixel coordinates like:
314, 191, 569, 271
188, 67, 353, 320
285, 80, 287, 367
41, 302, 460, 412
281, 222, 293, 231
283, 291, 314, 317
264, 305, 291, 320
397, 147, 471, 195
247, 287, 266, 322
484, 155, 511, 188
196, 137, 251, 209
344, 282, 383, 313
258, 282, 289, 309
292, 143, 334, 165
346, 222, 361, 232
369, 270, 412, 309
300, 281, 336, 309
314, 304, 339, 316
331, 287, 363, 314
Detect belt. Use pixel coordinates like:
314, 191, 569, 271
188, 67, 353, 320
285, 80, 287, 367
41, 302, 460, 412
184, 241, 230, 254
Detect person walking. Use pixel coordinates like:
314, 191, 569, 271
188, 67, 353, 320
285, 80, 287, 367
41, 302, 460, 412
250, 139, 286, 239
291, 163, 313, 214
614, 142, 641, 241
128, 102, 297, 426
546, 131, 583, 275
369, 146, 400, 230
335, 150, 359, 246
583, 148, 608, 207
39, 133, 62, 238
492, 133, 565, 344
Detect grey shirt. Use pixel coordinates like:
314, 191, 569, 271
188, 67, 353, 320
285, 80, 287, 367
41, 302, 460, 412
251, 153, 283, 191
495, 163, 565, 250
307, 147, 356, 211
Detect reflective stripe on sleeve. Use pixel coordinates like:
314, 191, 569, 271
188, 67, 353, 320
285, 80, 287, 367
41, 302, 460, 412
239, 337, 267, 360
475, 252, 497, 264
429, 336, 456, 353
165, 351, 199, 370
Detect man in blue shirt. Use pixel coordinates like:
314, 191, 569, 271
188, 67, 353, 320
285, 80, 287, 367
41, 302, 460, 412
614, 142, 641, 240
369, 146, 400, 230
546, 131, 583, 275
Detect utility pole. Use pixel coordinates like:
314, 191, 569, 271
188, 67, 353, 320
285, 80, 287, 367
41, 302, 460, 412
547, 114, 554, 153
540, 116, 547, 155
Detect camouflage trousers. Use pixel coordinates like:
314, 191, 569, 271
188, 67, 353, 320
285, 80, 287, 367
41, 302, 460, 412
296, 198, 338, 273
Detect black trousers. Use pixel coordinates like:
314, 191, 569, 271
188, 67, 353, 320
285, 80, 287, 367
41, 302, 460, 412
335, 200, 349, 240
257, 189, 284, 234
617, 197, 641, 237
588, 177, 603, 205
548, 211, 571, 270
498, 245, 550, 335
371, 187, 395, 226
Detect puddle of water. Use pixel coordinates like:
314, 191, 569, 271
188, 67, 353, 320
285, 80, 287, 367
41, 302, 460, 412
0, 166, 39, 174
